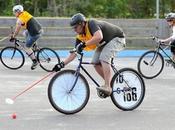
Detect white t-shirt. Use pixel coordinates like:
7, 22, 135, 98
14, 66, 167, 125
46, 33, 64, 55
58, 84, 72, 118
171, 26, 175, 40
16, 19, 23, 26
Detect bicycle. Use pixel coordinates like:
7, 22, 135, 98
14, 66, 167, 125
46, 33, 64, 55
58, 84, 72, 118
137, 36, 175, 79
48, 50, 145, 114
0, 38, 60, 72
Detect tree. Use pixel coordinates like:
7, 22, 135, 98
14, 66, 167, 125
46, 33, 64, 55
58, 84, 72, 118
47, 0, 58, 16
0, 0, 175, 18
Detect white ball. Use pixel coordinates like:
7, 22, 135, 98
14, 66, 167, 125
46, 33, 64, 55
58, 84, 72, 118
5, 98, 14, 105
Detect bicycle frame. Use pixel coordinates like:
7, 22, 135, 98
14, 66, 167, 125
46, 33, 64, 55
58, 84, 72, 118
68, 52, 123, 93
68, 53, 99, 92
12, 39, 49, 61
14, 39, 26, 50
13, 39, 38, 54
154, 38, 175, 64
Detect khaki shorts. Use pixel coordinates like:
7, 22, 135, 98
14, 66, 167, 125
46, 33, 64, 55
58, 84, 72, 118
91, 37, 126, 64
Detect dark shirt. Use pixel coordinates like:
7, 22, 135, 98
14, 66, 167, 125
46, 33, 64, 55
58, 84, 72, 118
88, 19, 125, 43
75, 19, 125, 47
27, 17, 42, 36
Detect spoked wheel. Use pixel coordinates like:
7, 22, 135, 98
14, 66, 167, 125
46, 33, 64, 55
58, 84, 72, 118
48, 69, 90, 114
0, 46, 25, 70
110, 68, 145, 111
37, 47, 60, 72
137, 50, 164, 79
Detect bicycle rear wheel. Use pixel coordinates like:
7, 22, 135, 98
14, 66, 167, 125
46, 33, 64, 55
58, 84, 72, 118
111, 68, 145, 111
37, 48, 60, 72
137, 50, 164, 79
48, 69, 90, 114
0, 46, 25, 70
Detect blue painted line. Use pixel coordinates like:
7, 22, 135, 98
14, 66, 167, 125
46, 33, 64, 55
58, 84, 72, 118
55, 50, 149, 57
0, 49, 172, 57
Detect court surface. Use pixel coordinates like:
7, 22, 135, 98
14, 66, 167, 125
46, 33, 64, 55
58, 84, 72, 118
0, 57, 175, 130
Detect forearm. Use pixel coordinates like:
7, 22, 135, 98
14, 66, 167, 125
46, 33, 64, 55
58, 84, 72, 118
86, 30, 103, 45
86, 36, 102, 45
161, 37, 173, 43
63, 52, 76, 65
13, 25, 21, 37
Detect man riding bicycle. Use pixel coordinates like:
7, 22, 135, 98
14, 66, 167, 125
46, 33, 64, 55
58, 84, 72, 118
53, 13, 126, 96
10, 5, 43, 70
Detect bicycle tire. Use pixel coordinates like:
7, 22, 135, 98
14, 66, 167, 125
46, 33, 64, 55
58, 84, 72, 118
0, 46, 25, 70
110, 68, 145, 111
137, 50, 164, 79
37, 48, 60, 72
48, 69, 90, 114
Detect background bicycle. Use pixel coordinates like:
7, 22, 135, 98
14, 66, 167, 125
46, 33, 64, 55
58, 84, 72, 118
137, 36, 175, 79
0, 38, 60, 72
48, 50, 145, 115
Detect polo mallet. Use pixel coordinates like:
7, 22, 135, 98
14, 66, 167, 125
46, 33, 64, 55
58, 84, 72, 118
0, 37, 8, 42
5, 72, 55, 105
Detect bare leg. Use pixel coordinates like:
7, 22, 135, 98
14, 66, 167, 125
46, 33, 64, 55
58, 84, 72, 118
94, 64, 104, 79
25, 47, 36, 60
25, 47, 38, 70
101, 60, 112, 88
96, 60, 112, 96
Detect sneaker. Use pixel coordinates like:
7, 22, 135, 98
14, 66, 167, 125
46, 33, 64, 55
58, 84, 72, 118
31, 59, 38, 70
96, 85, 112, 96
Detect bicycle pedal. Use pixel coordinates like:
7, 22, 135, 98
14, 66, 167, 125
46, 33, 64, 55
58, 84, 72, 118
96, 89, 109, 98
47, 58, 51, 62
143, 60, 148, 65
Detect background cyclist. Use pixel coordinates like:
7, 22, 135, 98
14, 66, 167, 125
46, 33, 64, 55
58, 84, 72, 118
53, 13, 126, 96
160, 12, 175, 64
10, 4, 43, 70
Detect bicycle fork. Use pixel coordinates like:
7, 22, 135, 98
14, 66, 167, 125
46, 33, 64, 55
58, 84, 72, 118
11, 48, 17, 60
68, 71, 80, 93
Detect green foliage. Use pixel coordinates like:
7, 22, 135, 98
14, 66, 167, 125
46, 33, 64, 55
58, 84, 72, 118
0, 0, 174, 18
0, 0, 15, 16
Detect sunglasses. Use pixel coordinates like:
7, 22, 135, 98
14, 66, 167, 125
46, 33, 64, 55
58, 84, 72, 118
72, 25, 79, 29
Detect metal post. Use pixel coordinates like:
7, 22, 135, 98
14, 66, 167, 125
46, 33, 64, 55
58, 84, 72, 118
156, 0, 159, 19
156, 0, 160, 37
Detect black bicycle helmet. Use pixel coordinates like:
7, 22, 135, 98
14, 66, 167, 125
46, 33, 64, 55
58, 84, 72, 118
70, 13, 86, 26
165, 12, 175, 21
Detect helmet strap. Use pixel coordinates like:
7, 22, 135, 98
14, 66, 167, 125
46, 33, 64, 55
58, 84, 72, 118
80, 22, 86, 35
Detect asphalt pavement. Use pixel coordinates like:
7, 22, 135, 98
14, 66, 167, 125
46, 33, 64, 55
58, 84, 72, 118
1, 57, 175, 130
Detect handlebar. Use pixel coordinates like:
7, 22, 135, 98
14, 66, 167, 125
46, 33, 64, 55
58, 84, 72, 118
9, 26, 25, 44
11, 38, 25, 44
152, 36, 161, 43
69, 48, 83, 55
152, 36, 167, 46
151, 36, 171, 52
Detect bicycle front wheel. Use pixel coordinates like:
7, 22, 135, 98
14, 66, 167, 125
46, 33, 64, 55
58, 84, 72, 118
37, 48, 60, 72
0, 46, 25, 70
137, 50, 164, 79
48, 69, 90, 114
111, 68, 145, 111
